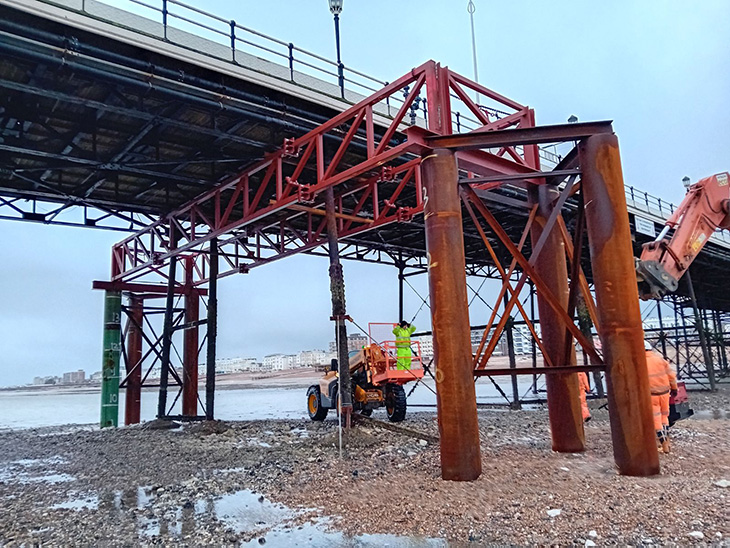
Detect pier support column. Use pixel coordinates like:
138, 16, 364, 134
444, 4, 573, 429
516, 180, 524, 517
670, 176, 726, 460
100, 290, 122, 428
579, 133, 659, 476
325, 187, 352, 427
422, 148, 481, 481
183, 256, 199, 417
125, 295, 143, 425
157, 255, 177, 418
528, 184, 585, 453
205, 238, 219, 420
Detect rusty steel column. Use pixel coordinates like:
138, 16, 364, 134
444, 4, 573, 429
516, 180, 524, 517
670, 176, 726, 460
125, 295, 143, 425
579, 133, 659, 476
183, 256, 199, 417
528, 185, 585, 453
422, 148, 481, 481
325, 187, 353, 427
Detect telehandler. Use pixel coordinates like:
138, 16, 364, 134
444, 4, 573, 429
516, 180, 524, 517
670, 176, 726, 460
306, 323, 424, 422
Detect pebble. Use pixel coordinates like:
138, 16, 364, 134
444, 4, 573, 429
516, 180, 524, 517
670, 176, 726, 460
1, 389, 728, 546
714, 479, 730, 488
688, 531, 704, 540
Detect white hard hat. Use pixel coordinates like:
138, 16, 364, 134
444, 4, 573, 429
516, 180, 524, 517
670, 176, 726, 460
644, 340, 652, 351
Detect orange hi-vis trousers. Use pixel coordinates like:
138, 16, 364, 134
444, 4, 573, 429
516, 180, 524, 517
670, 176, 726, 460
651, 393, 670, 431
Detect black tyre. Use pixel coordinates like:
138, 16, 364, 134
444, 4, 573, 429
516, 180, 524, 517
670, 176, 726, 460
307, 386, 328, 421
385, 384, 407, 422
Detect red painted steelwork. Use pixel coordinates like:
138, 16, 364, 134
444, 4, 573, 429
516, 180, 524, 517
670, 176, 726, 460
422, 148, 482, 481
579, 134, 659, 476
474, 365, 605, 376
108, 62, 540, 286
528, 183, 585, 453
124, 295, 143, 425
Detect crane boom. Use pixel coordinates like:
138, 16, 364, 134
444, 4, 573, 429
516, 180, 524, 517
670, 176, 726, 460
636, 172, 730, 300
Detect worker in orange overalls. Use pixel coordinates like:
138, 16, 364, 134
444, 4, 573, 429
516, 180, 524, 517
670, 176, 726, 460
644, 340, 678, 454
578, 372, 591, 422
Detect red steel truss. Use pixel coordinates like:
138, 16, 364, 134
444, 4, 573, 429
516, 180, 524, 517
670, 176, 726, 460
109, 61, 541, 285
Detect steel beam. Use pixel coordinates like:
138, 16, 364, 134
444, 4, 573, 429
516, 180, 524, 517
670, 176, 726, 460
474, 364, 606, 376
528, 183, 585, 452
205, 238, 218, 420
183, 256, 199, 417
124, 295, 143, 426
422, 148, 481, 481
157, 254, 177, 418
427, 121, 613, 150
579, 133, 659, 476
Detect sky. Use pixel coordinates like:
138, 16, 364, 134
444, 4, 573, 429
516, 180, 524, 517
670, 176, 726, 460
0, 0, 729, 386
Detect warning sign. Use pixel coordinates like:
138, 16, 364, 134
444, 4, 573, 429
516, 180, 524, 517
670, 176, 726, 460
635, 216, 656, 238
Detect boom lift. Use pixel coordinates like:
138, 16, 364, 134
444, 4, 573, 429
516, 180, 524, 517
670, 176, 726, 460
637, 172, 730, 300
634, 174, 729, 423
306, 323, 424, 422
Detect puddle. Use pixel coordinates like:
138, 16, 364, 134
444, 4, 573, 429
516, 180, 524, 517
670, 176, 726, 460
215, 490, 448, 547
692, 409, 730, 420
0, 456, 74, 484
137, 486, 153, 508
52, 494, 99, 511
245, 437, 272, 448
241, 524, 449, 547
0, 470, 75, 484
215, 490, 294, 532
289, 427, 310, 439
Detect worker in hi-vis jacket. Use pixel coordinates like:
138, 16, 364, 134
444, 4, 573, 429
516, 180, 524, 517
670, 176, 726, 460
644, 340, 678, 454
392, 320, 416, 370
578, 372, 591, 423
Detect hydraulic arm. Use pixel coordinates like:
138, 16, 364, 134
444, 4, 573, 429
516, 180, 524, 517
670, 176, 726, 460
637, 172, 730, 299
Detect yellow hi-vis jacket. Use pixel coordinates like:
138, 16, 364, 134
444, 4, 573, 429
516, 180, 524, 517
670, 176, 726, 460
392, 324, 416, 348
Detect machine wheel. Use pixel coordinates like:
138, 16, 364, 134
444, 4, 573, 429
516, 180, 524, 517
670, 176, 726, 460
307, 386, 328, 421
385, 384, 407, 422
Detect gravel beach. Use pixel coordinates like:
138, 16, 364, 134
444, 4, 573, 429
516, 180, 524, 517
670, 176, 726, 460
1, 388, 728, 547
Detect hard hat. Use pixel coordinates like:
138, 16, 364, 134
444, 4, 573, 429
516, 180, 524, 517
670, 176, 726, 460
644, 340, 652, 351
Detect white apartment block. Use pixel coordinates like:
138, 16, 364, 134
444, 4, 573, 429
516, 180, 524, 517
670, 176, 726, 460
416, 335, 434, 357
262, 353, 296, 371
296, 349, 328, 367
215, 357, 260, 373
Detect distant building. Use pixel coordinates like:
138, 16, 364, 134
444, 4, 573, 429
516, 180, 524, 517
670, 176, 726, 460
215, 357, 260, 374
90, 371, 103, 382
416, 335, 433, 358
61, 370, 85, 384
329, 334, 368, 353
296, 349, 328, 368
33, 375, 58, 385
262, 354, 295, 371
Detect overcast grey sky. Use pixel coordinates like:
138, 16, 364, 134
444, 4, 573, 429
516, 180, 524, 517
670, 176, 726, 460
1, 0, 728, 386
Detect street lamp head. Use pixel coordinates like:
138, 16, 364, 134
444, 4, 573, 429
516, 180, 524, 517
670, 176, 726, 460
567, 115, 578, 124
329, 0, 343, 15
682, 176, 691, 189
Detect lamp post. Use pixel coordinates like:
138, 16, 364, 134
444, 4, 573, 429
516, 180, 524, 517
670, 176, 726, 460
328, 0, 344, 98
682, 176, 691, 192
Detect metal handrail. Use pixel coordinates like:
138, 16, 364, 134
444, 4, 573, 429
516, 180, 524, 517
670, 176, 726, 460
99, 0, 386, 100
626, 185, 730, 245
